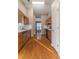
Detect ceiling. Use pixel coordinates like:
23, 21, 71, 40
32, 0, 54, 16
32, 0, 53, 5
20, 0, 54, 16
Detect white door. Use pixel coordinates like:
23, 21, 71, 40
51, 0, 60, 55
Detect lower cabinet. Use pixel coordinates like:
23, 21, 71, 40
18, 32, 22, 52
46, 29, 51, 42
48, 30, 51, 42
22, 30, 31, 46
18, 30, 31, 52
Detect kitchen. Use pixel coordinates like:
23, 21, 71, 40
18, 0, 60, 59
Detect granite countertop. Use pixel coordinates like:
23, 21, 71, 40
44, 25, 53, 31
44, 27, 53, 31
18, 28, 31, 32
47, 29, 53, 31
18, 24, 32, 32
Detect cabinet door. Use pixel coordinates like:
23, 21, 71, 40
18, 9, 29, 24
24, 16, 29, 25
18, 32, 22, 51
48, 31, 51, 42
28, 30, 31, 39
22, 32, 26, 45
18, 10, 22, 23
22, 31, 29, 45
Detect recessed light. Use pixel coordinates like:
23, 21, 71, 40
32, 1, 44, 4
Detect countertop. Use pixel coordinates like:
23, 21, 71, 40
47, 29, 53, 31
44, 27, 53, 31
18, 25, 32, 32
18, 29, 31, 32
44, 25, 53, 31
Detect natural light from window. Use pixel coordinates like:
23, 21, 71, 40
32, 1, 44, 4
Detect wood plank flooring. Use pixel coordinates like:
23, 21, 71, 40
18, 37, 59, 59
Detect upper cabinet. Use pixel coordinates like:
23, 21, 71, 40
45, 16, 52, 29
45, 16, 52, 25
24, 16, 29, 25
18, 10, 23, 23
18, 9, 29, 24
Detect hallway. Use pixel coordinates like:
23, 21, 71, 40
18, 37, 59, 59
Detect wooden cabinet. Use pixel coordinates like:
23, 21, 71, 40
48, 30, 51, 42
18, 9, 29, 24
18, 32, 22, 52
22, 30, 31, 45
22, 31, 29, 46
18, 30, 31, 52
24, 16, 29, 25
46, 30, 51, 42
18, 10, 23, 23
45, 16, 52, 25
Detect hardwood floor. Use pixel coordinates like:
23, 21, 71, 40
18, 37, 59, 59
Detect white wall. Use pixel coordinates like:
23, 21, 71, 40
18, 0, 28, 16
51, 0, 60, 55
27, 6, 34, 37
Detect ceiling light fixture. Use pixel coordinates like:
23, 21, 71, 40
32, 1, 44, 4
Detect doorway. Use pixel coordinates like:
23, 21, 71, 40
35, 21, 42, 39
